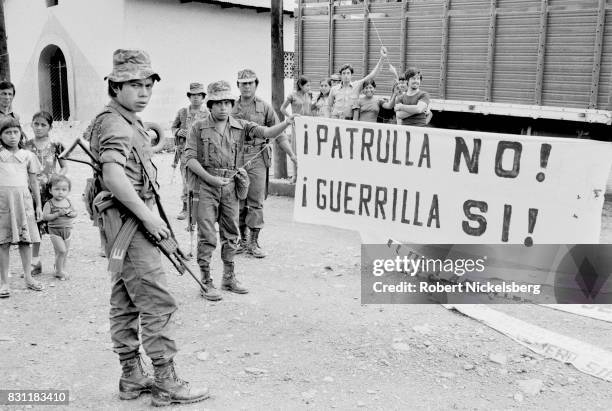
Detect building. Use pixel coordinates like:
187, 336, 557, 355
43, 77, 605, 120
4, 0, 296, 124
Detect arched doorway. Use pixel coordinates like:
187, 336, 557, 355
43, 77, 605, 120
38, 45, 70, 121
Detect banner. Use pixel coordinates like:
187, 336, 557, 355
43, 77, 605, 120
293, 117, 612, 244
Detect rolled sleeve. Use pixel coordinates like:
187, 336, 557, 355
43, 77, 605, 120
419, 92, 431, 105
98, 116, 133, 167
182, 122, 200, 164
243, 121, 266, 141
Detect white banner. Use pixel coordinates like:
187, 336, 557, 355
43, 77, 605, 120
293, 117, 612, 244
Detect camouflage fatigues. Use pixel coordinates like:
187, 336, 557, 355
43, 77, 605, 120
183, 112, 265, 272
232, 96, 286, 230
171, 106, 209, 202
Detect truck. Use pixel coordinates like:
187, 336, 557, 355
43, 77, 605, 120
295, 0, 612, 139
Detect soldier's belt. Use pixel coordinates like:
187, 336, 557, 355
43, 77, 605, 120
205, 167, 235, 178
243, 144, 266, 154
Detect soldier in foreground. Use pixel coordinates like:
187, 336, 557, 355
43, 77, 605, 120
89, 49, 209, 406
184, 80, 296, 300
232, 69, 297, 258
171, 82, 209, 220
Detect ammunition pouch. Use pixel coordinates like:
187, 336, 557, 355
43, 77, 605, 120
234, 168, 250, 200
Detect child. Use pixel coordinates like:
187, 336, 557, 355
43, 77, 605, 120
281, 75, 314, 117
280, 75, 310, 182
24, 111, 68, 276
312, 78, 332, 118
0, 117, 44, 297
42, 174, 77, 280
352, 79, 386, 123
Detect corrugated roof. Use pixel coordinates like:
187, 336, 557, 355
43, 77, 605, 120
178, 0, 296, 13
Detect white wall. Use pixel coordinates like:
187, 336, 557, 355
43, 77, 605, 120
4, 0, 295, 124
123, 0, 295, 124
5, 0, 126, 123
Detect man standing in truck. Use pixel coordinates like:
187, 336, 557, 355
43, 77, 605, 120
394, 67, 432, 127
327, 46, 388, 120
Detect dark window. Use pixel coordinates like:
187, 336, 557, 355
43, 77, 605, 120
46, 0, 58, 7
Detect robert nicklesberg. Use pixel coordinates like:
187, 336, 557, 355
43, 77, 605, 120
373, 281, 542, 295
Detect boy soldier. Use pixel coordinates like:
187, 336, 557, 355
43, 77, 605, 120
171, 82, 209, 220
232, 69, 297, 258
90, 49, 209, 406
184, 80, 296, 301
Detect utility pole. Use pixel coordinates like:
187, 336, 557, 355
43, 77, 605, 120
0, 0, 10, 80
271, 0, 288, 179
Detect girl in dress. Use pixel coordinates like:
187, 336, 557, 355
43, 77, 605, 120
24, 111, 67, 275
312, 78, 332, 118
0, 118, 44, 297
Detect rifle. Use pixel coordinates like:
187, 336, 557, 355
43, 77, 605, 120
187, 190, 197, 259
59, 136, 210, 295
170, 145, 179, 184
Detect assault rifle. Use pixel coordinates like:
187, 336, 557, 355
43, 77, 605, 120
59, 137, 209, 294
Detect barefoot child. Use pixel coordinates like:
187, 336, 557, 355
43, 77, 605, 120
0, 118, 44, 298
24, 111, 67, 276
42, 174, 77, 280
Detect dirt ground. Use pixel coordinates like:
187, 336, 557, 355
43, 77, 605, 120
2, 150, 612, 411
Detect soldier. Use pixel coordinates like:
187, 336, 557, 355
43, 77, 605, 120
232, 68, 297, 258
171, 82, 209, 220
184, 80, 296, 301
90, 49, 209, 406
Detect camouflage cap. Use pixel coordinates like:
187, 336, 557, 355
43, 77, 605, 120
187, 82, 206, 97
236, 68, 258, 83
104, 49, 161, 82
205, 80, 236, 103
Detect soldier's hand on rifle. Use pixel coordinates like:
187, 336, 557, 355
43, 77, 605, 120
237, 168, 247, 178
142, 213, 171, 241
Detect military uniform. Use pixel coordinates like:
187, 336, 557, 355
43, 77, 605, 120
232, 69, 289, 258
92, 98, 178, 366
184, 81, 265, 300
92, 49, 208, 406
171, 82, 209, 219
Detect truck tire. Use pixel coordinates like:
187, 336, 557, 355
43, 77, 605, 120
145, 122, 166, 153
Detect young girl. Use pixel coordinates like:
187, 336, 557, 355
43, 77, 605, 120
280, 75, 314, 117
280, 76, 313, 182
42, 174, 77, 281
352, 79, 387, 123
312, 78, 332, 118
24, 111, 67, 276
0, 118, 44, 297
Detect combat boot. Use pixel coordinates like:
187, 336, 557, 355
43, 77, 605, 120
200, 269, 222, 301
247, 228, 267, 258
119, 354, 154, 400
151, 360, 210, 407
236, 226, 248, 254
177, 201, 188, 220
221, 263, 249, 294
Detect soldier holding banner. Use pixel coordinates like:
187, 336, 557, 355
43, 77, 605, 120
184, 80, 297, 300
232, 69, 297, 258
